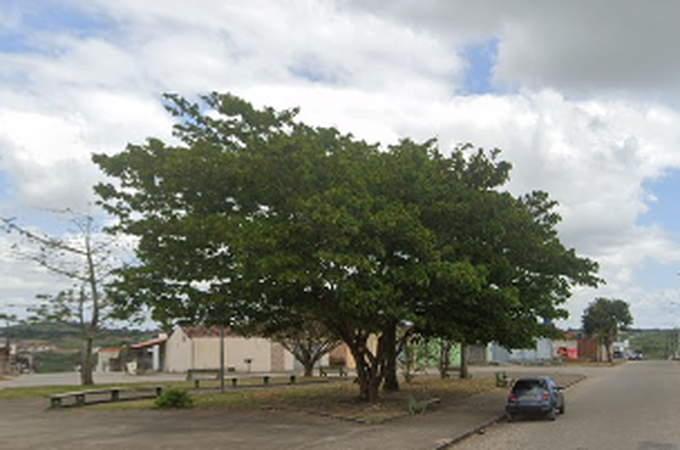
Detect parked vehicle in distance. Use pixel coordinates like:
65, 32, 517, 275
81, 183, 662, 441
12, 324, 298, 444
505, 376, 565, 421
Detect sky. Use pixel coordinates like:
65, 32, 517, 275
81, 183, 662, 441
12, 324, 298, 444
2, 0, 680, 329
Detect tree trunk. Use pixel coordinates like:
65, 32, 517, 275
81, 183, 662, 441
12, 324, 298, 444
83, 236, 98, 387
439, 339, 451, 379
604, 337, 613, 363
303, 361, 314, 377
459, 342, 469, 379
81, 337, 95, 385
341, 330, 387, 402
383, 323, 399, 392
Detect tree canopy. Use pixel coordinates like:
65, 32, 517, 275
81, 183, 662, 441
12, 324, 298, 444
93, 92, 601, 401
582, 297, 632, 362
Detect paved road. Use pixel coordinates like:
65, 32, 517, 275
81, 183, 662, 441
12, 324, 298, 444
454, 360, 680, 450
0, 371, 187, 389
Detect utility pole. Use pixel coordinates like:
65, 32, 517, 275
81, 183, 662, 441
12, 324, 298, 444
219, 324, 226, 393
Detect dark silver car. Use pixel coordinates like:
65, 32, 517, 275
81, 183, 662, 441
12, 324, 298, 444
505, 376, 565, 421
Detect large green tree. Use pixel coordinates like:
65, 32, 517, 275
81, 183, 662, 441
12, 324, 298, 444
371, 142, 601, 379
94, 92, 600, 401
582, 297, 633, 362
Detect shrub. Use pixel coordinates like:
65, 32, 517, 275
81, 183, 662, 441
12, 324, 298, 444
154, 389, 194, 409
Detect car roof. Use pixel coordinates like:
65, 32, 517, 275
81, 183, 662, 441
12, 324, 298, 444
512, 377, 555, 387
515, 376, 553, 382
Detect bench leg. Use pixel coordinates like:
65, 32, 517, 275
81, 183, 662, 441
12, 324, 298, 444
76, 394, 86, 406
155, 387, 163, 397
50, 398, 62, 408
263, 376, 270, 385
289, 375, 296, 384
111, 389, 120, 402
231, 378, 238, 388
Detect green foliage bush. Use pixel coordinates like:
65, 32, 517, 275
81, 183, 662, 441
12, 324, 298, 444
154, 389, 193, 409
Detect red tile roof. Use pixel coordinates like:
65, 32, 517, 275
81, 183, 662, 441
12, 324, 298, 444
98, 347, 121, 354
130, 336, 168, 349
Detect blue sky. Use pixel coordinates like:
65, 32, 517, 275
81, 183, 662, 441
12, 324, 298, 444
633, 171, 680, 292
3, 1, 680, 329
639, 170, 680, 232
460, 39, 499, 96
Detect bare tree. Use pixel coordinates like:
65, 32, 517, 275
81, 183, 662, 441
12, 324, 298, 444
272, 321, 341, 377
1, 212, 123, 385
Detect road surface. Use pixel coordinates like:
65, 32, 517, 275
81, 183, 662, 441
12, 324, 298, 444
454, 360, 680, 450
0, 371, 186, 389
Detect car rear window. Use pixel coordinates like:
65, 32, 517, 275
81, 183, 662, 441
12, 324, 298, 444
512, 379, 546, 394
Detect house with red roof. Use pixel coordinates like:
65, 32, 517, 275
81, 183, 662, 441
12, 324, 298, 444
96, 347, 123, 372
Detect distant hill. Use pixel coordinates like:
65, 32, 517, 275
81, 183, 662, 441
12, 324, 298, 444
0, 322, 156, 373
623, 328, 679, 360
0, 321, 155, 350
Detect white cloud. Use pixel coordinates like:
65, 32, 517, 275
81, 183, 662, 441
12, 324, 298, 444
349, 1, 680, 99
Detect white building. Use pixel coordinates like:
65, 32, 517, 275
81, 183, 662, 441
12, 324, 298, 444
164, 326, 296, 373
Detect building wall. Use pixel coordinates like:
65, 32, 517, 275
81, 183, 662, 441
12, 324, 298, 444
164, 327, 298, 373
164, 328, 193, 372
191, 337, 226, 370
270, 342, 295, 372
269, 342, 295, 372
468, 344, 487, 365
329, 344, 350, 367
96, 351, 119, 372
488, 338, 554, 364
552, 339, 578, 360
578, 337, 607, 361
509, 338, 553, 362
270, 342, 285, 372
225, 336, 271, 372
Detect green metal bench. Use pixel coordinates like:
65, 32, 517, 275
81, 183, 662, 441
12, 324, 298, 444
495, 371, 510, 387
407, 392, 441, 415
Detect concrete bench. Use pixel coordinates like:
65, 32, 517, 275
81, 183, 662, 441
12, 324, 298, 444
318, 366, 347, 377
50, 386, 163, 408
193, 374, 298, 389
192, 372, 219, 388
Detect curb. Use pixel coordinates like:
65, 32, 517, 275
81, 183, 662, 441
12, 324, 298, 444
434, 374, 587, 449
434, 415, 504, 449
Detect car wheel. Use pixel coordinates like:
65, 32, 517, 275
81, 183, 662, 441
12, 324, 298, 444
547, 408, 556, 421
559, 402, 565, 414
